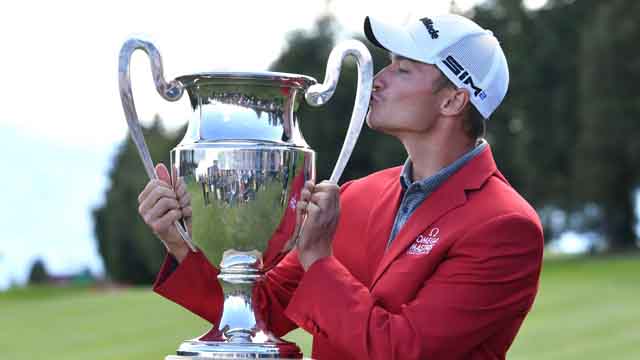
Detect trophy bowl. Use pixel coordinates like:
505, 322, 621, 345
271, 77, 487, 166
172, 72, 315, 359
119, 39, 372, 359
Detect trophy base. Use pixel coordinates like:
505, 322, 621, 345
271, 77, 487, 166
173, 338, 303, 359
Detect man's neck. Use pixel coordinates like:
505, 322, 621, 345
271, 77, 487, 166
401, 130, 476, 182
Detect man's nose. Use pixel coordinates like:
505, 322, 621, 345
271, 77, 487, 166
373, 68, 387, 91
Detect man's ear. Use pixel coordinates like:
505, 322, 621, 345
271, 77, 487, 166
440, 88, 470, 117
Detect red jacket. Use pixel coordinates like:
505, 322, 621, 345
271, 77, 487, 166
154, 145, 544, 359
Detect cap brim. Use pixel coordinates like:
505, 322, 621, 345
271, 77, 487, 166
364, 16, 431, 64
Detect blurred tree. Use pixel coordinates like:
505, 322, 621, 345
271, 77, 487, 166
28, 258, 48, 284
471, 0, 586, 240
473, 0, 639, 249
93, 116, 182, 284
575, 0, 640, 250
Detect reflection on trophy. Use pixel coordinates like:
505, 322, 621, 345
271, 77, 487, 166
119, 38, 372, 358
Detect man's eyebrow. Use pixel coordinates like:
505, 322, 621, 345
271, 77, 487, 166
390, 53, 412, 63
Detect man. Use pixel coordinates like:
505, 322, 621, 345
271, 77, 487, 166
139, 14, 543, 359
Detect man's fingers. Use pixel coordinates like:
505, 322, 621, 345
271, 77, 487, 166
173, 178, 192, 211
300, 202, 323, 240
156, 163, 172, 185
310, 191, 332, 203
296, 199, 309, 214
178, 192, 191, 208
305, 202, 321, 217
307, 195, 339, 217
140, 197, 180, 226
150, 209, 182, 234
171, 166, 178, 187
146, 197, 180, 221
296, 202, 318, 247
182, 206, 192, 218
313, 181, 339, 192
310, 187, 339, 206
138, 185, 178, 215
138, 179, 173, 204
300, 189, 311, 202
310, 181, 339, 197
300, 184, 314, 202
175, 178, 187, 197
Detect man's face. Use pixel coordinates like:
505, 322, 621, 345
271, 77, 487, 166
367, 54, 445, 136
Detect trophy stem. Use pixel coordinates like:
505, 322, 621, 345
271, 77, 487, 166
175, 254, 302, 359
216, 270, 262, 342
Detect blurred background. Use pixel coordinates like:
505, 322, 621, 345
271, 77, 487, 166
1, 0, 638, 359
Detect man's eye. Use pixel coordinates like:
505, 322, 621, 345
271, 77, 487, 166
397, 67, 410, 73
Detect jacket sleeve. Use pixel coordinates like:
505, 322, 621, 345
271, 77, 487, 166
152, 181, 356, 335
255, 250, 306, 336
152, 248, 304, 336
283, 213, 544, 359
153, 250, 223, 325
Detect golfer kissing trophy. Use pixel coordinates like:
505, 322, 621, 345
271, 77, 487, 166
118, 38, 372, 359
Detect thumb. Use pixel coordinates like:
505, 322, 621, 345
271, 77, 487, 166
155, 163, 172, 186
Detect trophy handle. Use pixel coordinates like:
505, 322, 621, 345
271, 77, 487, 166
305, 39, 374, 184
118, 38, 195, 252
284, 40, 372, 252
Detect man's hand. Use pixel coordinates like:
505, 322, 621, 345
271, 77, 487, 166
137, 163, 192, 263
296, 180, 340, 271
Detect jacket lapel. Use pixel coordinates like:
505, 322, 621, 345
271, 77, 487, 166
364, 173, 402, 286
369, 145, 498, 289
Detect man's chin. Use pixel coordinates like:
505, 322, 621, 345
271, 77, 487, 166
365, 113, 374, 129
366, 112, 382, 131
366, 114, 389, 133
367, 123, 396, 138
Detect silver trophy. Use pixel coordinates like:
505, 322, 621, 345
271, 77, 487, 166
119, 38, 372, 359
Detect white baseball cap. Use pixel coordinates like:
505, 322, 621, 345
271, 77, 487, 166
364, 14, 509, 119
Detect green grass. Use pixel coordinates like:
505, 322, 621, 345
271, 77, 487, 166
1, 255, 638, 359
0, 284, 311, 360
508, 254, 640, 359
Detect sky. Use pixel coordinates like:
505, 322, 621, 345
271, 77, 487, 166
0, 0, 481, 149
0, 0, 559, 289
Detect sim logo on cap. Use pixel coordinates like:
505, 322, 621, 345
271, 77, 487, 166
442, 55, 487, 100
